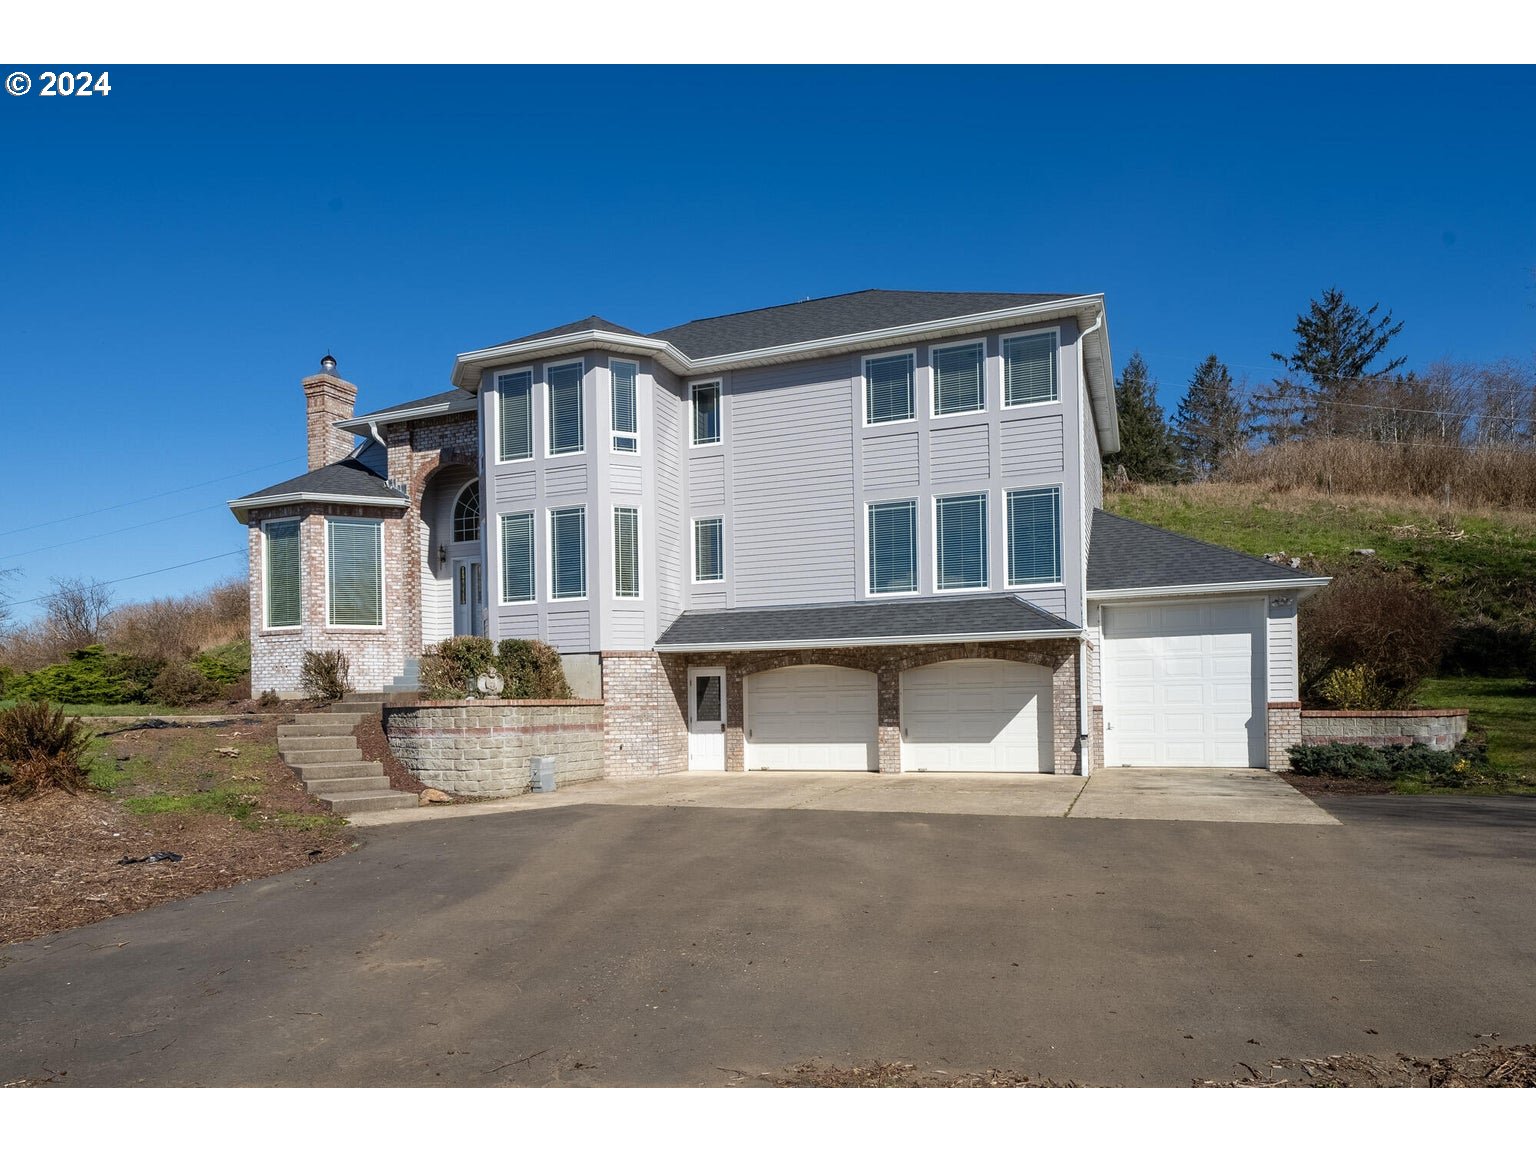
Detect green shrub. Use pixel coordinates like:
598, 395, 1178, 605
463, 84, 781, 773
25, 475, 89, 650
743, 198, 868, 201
192, 639, 251, 686
258, 688, 282, 709
419, 636, 496, 700
1286, 742, 1392, 779
1385, 737, 1496, 789
0, 700, 95, 797
300, 649, 351, 702
495, 639, 571, 699
8, 646, 164, 705
1316, 664, 1389, 709
150, 662, 221, 706
0, 665, 14, 698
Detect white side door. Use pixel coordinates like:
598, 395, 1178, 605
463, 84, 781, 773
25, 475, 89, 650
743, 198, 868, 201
688, 667, 726, 771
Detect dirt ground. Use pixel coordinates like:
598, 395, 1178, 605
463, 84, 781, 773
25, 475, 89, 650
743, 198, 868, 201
1279, 772, 1396, 796
353, 712, 425, 795
0, 715, 355, 945
770, 1044, 1536, 1087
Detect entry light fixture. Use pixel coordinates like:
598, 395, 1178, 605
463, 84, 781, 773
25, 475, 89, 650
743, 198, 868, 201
438, 544, 447, 568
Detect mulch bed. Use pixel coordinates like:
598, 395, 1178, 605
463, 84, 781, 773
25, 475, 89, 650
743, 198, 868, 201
351, 713, 425, 795
769, 1045, 1536, 1087
0, 716, 355, 946
1279, 773, 1396, 795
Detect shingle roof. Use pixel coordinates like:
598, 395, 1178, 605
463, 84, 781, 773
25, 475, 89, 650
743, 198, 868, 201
655, 593, 1079, 650
649, 289, 1077, 359
499, 315, 645, 347
232, 458, 402, 505
1087, 509, 1312, 592
352, 389, 475, 422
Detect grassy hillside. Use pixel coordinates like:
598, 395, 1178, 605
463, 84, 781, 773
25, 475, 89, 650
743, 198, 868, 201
1105, 482, 1536, 625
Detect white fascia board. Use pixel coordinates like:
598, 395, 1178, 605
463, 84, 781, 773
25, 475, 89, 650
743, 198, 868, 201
655, 627, 1086, 653
336, 402, 453, 433
227, 492, 409, 524
449, 296, 1109, 392
1088, 577, 1332, 601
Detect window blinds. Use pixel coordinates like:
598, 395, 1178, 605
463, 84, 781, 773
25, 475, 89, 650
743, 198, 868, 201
868, 501, 917, 594
497, 370, 533, 461
694, 518, 723, 581
933, 342, 985, 415
327, 519, 382, 626
614, 507, 640, 598
1004, 333, 1058, 405
1007, 487, 1061, 585
500, 512, 534, 603
866, 353, 914, 423
611, 361, 638, 452
264, 520, 301, 628
551, 507, 587, 599
549, 363, 585, 454
936, 494, 987, 590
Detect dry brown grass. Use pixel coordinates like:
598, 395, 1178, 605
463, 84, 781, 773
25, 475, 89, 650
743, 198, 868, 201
105, 578, 247, 661
1220, 439, 1536, 510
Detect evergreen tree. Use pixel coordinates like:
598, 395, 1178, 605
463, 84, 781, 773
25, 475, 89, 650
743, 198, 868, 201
1174, 355, 1250, 477
1267, 287, 1406, 438
1103, 352, 1180, 484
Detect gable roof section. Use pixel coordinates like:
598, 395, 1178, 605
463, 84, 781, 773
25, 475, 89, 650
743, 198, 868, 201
351, 388, 476, 423
1087, 510, 1329, 596
227, 459, 408, 524
650, 290, 1076, 359
655, 593, 1081, 651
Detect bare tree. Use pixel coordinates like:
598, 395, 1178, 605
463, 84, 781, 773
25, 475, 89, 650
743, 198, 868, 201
0, 566, 16, 634
43, 577, 114, 650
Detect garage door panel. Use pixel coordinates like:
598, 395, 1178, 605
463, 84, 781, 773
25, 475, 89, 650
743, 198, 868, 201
746, 666, 877, 771
902, 660, 1052, 773
1102, 599, 1265, 768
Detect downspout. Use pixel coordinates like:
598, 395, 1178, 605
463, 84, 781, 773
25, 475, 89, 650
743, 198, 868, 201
1075, 309, 1105, 775
366, 420, 386, 449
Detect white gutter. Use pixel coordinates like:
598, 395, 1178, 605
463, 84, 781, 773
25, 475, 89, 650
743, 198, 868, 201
1088, 577, 1331, 601
655, 627, 1086, 653
335, 398, 471, 434
227, 491, 409, 524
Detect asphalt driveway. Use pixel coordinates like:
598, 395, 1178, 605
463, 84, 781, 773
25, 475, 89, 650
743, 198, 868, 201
2, 793, 1532, 1086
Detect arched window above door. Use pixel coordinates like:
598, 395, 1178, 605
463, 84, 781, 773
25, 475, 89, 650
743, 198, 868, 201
453, 482, 480, 543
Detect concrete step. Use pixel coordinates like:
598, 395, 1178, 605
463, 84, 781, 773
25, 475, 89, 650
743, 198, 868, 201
297, 760, 384, 781
284, 747, 364, 766
283, 715, 358, 731
342, 692, 387, 702
328, 701, 382, 714
277, 735, 358, 752
322, 790, 419, 815
305, 774, 389, 794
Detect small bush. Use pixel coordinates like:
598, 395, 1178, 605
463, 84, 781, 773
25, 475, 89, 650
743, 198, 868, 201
0, 665, 14, 698
1286, 742, 1392, 779
1299, 565, 1450, 707
496, 639, 572, 699
150, 662, 221, 706
419, 636, 497, 700
192, 639, 251, 686
1315, 664, 1386, 709
258, 688, 283, 709
300, 649, 351, 702
0, 700, 95, 797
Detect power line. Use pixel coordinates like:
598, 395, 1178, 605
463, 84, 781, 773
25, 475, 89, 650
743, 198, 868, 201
0, 501, 232, 563
1, 551, 247, 610
0, 455, 305, 539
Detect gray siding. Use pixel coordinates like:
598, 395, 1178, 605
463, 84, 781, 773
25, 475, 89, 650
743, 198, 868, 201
653, 366, 685, 633
1000, 415, 1066, 477
862, 430, 918, 491
689, 455, 726, 506
930, 424, 991, 487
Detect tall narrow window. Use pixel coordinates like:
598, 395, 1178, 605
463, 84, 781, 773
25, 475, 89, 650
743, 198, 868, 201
452, 482, 480, 543
933, 341, 985, 415
1007, 487, 1062, 585
499, 512, 534, 603
868, 500, 917, 595
864, 352, 915, 424
611, 360, 639, 453
326, 518, 383, 626
613, 506, 640, 598
693, 518, 724, 582
1003, 332, 1059, 406
935, 494, 988, 591
691, 380, 721, 446
550, 507, 587, 599
548, 361, 585, 454
263, 519, 301, 628
496, 370, 533, 462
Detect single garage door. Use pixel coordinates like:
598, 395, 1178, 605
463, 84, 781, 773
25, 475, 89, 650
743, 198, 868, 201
1101, 599, 1265, 767
745, 665, 877, 771
901, 659, 1053, 773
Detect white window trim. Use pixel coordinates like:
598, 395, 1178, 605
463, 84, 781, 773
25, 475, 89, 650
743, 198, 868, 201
691, 516, 725, 584
864, 499, 920, 598
1004, 484, 1066, 590
613, 505, 642, 599
690, 379, 723, 447
545, 358, 587, 458
928, 337, 988, 420
547, 504, 588, 602
861, 349, 917, 428
494, 368, 535, 463
609, 358, 641, 456
498, 510, 536, 605
324, 516, 386, 630
260, 516, 302, 631
451, 478, 481, 545
932, 492, 989, 595
999, 325, 1063, 410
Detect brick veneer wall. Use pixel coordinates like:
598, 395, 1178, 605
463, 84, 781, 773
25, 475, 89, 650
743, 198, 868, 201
384, 699, 604, 796
1266, 702, 1303, 771
601, 650, 689, 779
616, 639, 1082, 776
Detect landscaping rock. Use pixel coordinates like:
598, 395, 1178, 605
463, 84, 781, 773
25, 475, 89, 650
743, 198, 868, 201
419, 788, 453, 806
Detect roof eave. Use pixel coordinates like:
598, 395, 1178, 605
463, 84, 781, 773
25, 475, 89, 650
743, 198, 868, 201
227, 491, 410, 525
1088, 577, 1332, 601
337, 400, 471, 433
654, 626, 1086, 653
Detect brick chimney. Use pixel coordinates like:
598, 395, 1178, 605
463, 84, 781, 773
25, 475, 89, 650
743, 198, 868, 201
302, 355, 358, 471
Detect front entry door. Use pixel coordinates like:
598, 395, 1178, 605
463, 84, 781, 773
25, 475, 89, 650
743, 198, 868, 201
453, 560, 484, 636
688, 667, 726, 771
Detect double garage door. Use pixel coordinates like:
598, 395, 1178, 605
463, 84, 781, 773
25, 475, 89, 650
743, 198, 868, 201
1100, 599, 1265, 768
743, 660, 1052, 773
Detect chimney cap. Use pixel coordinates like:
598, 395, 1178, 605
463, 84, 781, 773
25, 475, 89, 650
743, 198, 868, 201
320, 352, 337, 373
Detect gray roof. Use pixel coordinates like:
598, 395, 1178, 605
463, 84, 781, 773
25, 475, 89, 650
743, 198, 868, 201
1087, 509, 1311, 592
655, 593, 1079, 650
649, 289, 1076, 359
233, 458, 400, 505
500, 315, 645, 347
352, 389, 475, 423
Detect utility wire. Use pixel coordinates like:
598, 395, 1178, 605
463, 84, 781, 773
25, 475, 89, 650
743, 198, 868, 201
2, 550, 247, 609
0, 501, 234, 563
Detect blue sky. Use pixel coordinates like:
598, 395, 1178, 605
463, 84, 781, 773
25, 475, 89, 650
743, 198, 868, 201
1, 65, 1532, 619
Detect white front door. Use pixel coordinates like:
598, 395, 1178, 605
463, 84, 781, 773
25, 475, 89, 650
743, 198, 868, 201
688, 667, 726, 771
453, 560, 484, 636
901, 659, 1053, 772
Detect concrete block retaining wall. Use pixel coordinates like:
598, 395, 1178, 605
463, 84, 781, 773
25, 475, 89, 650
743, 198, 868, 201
384, 699, 604, 797
1299, 709, 1468, 751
